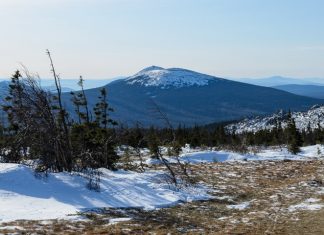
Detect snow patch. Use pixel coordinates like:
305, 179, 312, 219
109, 217, 132, 224
226, 201, 250, 210
0, 225, 25, 230
288, 198, 324, 212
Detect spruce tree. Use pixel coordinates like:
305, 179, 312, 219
286, 112, 302, 154
147, 126, 160, 159
70, 76, 90, 124
94, 88, 117, 128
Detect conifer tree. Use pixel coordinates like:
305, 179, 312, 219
94, 88, 117, 128
70, 76, 90, 124
147, 126, 160, 159
286, 111, 302, 154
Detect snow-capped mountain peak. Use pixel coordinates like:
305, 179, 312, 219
126, 66, 221, 88
137, 65, 165, 73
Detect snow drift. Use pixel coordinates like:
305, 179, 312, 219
0, 164, 209, 222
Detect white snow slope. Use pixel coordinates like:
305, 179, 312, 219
227, 105, 324, 134
126, 66, 222, 88
0, 165, 209, 222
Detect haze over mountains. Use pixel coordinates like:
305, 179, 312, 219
0, 78, 124, 91
231, 76, 324, 99
233, 76, 324, 87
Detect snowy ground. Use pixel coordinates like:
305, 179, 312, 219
0, 164, 209, 222
3, 157, 324, 234
146, 144, 324, 165
0, 144, 324, 225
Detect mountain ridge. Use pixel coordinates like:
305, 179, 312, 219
272, 84, 324, 99
1, 67, 323, 127
232, 76, 324, 87
60, 67, 323, 127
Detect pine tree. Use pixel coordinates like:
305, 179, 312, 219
147, 126, 160, 159
70, 86, 118, 170
70, 76, 90, 124
94, 88, 117, 128
286, 112, 302, 154
190, 125, 201, 147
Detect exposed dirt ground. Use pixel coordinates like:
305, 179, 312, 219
2, 160, 324, 234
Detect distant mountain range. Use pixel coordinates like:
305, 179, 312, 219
0, 77, 124, 91
0, 81, 73, 100
1, 68, 324, 127
60, 66, 323, 127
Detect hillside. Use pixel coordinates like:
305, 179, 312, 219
227, 105, 324, 134
273, 84, 324, 99
1, 67, 323, 127
62, 67, 323, 127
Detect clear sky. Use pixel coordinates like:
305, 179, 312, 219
0, 0, 323, 79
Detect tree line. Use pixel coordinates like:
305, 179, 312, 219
116, 111, 321, 155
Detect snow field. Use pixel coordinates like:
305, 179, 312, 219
0, 144, 324, 223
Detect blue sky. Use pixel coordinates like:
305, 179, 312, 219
0, 0, 323, 79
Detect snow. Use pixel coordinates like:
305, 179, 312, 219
109, 217, 132, 224
0, 225, 24, 230
288, 198, 324, 212
227, 105, 324, 134
0, 164, 210, 222
248, 145, 324, 161
126, 66, 222, 88
146, 145, 324, 165
226, 201, 250, 210
1, 144, 324, 223
182, 150, 248, 163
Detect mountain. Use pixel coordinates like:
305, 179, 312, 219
42, 86, 74, 93
0, 81, 73, 99
61, 66, 323, 127
272, 84, 324, 99
0, 81, 9, 102
0, 77, 124, 91
1, 67, 323, 127
44, 77, 124, 90
233, 76, 324, 87
227, 105, 324, 134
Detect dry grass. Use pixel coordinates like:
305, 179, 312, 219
2, 160, 324, 234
